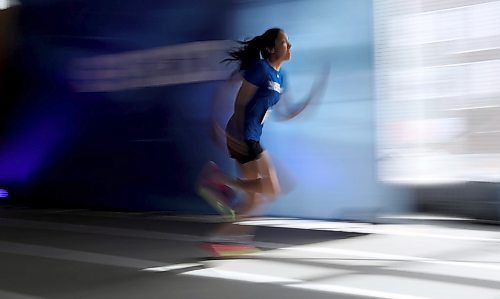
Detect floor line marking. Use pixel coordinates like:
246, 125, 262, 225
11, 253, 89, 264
288, 283, 430, 299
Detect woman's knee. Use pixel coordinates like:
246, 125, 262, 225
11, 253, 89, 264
264, 176, 281, 199
272, 182, 281, 199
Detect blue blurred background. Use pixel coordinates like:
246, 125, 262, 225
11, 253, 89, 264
2, 0, 500, 221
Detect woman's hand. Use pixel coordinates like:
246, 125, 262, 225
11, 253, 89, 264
274, 64, 330, 121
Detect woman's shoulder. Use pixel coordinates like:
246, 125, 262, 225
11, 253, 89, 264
242, 59, 268, 86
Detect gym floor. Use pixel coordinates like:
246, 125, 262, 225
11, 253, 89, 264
0, 207, 499, 299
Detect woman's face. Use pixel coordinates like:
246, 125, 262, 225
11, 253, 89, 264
271, 31, 292, 61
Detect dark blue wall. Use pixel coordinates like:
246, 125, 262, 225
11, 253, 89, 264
1, 0, 409, 220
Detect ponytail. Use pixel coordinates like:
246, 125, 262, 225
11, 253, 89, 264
223, 28, 283, 70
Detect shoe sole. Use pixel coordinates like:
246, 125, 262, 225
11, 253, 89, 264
201, 242, 260, 257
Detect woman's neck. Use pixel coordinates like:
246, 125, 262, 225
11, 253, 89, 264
266, 58, 283, 71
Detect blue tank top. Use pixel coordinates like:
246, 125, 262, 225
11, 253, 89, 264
226, 59, 285, 141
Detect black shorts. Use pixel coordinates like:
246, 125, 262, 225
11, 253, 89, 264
226, 136, 264, 164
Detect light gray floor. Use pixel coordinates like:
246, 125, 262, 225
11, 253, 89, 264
1, 208, 500, 299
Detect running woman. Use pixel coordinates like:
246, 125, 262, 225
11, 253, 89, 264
211, 27, 305, 217
203, 27, 327, 219
199, 28, 329, 248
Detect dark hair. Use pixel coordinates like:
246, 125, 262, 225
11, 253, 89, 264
223, 28, 283, 70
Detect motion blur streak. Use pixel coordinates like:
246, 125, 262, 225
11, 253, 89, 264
71, 40, 234, 92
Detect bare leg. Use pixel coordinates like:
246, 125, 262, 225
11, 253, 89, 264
255, 151, 281, 200
234, 159, 260, 217
209, 151, 281, 239
217, 151, 281, 199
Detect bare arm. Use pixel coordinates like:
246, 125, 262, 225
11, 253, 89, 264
274, 92, 307, 121
274, 65, 331, 121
